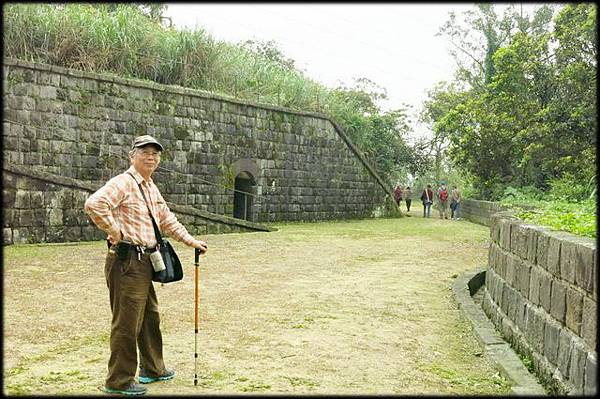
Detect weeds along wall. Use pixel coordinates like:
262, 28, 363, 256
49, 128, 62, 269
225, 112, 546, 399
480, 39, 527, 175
482, 211, 596, 395
2, 58, 395, 245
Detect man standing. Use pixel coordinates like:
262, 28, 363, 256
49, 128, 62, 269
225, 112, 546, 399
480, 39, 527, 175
451, 185, 461, 220
420, 184, 433, 218
85, 135, 208, 396
437, 183, 450, 219
403, 186, 412, 212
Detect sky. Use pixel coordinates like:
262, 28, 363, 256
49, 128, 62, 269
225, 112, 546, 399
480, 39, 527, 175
162, 3, 534, 140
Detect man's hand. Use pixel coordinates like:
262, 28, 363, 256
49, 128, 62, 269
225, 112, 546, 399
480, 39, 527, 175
107, 231, 123, 246
193, 239, 208, 254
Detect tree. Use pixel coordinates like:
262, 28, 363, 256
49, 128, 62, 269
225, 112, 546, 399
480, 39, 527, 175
363, 108, 414, 182
438, 4, 513, 89
424, 4, 595, 200
492, 4, 596, 189
438, 4, 555, 89
322, 77, 413, 183
420, 81, 468, 183
239, 40, 297, 71
545, 3, 597, 186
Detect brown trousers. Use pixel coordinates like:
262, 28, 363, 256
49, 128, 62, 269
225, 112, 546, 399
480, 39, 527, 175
104, 248, 166, 389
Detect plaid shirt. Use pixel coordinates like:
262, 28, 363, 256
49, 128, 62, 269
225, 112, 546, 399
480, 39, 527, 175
84, 166, 196, 248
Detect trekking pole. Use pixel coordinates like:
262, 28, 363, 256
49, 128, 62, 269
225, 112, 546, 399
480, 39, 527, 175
194, 248, 200, 386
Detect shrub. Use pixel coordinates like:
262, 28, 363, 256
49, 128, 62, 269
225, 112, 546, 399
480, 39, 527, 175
548, 172, 596, 202
515, 198, 596, 238
500, 186, 545, 207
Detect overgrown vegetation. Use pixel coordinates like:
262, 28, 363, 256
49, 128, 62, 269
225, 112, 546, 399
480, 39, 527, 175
500, 186, 595, 238
2, 2, 415, 183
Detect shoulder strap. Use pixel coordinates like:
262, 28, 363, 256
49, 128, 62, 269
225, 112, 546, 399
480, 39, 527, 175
127, 172, 162, 243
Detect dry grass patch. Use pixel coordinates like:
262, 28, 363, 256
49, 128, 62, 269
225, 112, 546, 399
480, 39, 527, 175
3, 210, 510, 395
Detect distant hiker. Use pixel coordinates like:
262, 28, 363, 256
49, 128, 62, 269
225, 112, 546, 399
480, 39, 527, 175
420, 184, 433, 218
437, 183, 449, 219
84, 135, 208, 396
451, 185, 461, 220
404, 186, 412, 212
393, 185, 403, 207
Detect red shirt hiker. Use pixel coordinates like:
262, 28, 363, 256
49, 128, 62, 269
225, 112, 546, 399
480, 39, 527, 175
393, 185, 403, 205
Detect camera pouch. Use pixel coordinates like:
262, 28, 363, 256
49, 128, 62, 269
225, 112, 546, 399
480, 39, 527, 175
152, 239, 183, 283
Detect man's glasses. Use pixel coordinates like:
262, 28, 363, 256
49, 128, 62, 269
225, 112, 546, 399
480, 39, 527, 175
139, 150, 161, 158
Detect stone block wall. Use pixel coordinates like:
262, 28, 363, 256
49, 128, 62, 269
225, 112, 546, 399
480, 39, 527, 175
460, 199, 507, 226
481, 211, 597, 395
2, 168, 102, 244
3, 165, 265, 245
3, 58, 396, 244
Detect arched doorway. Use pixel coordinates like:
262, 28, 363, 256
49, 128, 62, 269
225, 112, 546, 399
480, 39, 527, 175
233, 171, 255, 221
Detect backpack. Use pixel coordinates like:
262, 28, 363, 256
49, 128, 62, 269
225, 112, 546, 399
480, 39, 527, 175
439, 189, 448, 201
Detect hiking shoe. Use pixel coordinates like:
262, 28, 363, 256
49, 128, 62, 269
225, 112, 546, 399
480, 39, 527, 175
138, 369, 176, 384
101, 382, 147, 396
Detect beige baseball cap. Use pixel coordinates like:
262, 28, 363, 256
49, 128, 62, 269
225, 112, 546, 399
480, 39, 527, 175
131, 135, 163, 151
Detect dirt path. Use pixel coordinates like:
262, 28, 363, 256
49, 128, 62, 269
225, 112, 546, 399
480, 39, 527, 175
3, 209, 510, 395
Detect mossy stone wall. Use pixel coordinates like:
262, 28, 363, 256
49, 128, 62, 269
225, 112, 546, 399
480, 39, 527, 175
482, 211, 596, 395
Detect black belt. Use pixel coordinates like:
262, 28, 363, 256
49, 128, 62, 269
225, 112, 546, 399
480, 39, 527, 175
136, 245, 158, 254
108, 240, 158, 254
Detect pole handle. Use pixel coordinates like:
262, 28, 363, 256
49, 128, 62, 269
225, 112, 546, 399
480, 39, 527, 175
195, 248, 201, 264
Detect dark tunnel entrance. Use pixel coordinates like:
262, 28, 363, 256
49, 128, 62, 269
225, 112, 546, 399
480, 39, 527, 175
233, 171, 255, 221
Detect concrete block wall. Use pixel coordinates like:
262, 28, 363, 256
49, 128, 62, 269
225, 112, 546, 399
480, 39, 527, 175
3, 58, 396, 244
481, 211, 597, 395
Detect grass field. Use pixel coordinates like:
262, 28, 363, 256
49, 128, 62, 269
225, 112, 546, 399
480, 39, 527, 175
3, 208, 510, 395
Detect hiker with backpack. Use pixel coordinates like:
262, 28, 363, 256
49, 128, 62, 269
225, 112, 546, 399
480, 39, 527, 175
437, 183, 449, 219
420, 184, 433, 218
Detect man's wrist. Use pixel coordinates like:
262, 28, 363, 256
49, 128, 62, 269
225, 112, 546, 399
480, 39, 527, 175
109, 228, 122, 241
